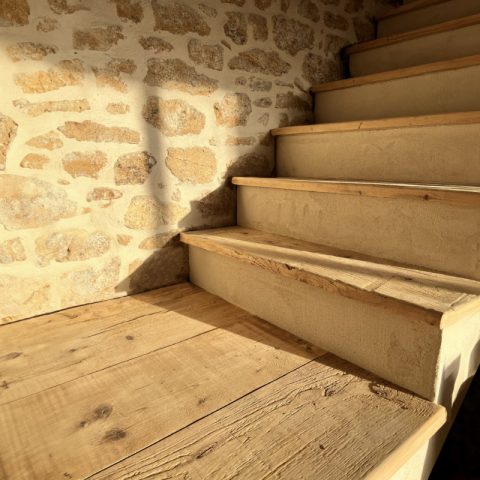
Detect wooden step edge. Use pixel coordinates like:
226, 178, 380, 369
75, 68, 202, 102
378, 0, 450, 21
271, 111, 480, 137
232, 177, 480, 208
442, 295, 480, 329
365, 406, 447, 480
310, 55, 480, 93
346, 13, 480, 54
181, 230, 445, 327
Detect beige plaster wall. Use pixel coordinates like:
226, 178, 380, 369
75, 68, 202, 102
0, 0, 382, 323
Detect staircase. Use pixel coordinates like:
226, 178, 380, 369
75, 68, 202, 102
182, 1, 480, 477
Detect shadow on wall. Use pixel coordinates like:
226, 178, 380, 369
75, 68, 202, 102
0, 0, 391, 322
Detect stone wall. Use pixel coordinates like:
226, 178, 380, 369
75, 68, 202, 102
0, 0, 385, 323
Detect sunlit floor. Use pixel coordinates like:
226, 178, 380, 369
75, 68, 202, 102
0, 283, 443, 479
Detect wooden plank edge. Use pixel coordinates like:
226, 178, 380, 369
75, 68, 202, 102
364, 406, 447, 480
441, 295, 480, 329
346, 13, 480, 54
181, 232, 444, 327
271, 111, 480, 137
378, 0, 450, 21
310, 55, 480, 93
231, 178, 480, 208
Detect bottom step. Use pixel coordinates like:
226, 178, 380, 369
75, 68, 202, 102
1, 283, 444, 480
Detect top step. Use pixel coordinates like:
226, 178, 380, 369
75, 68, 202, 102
378, 0, 480, 37
347, 14, 480, 76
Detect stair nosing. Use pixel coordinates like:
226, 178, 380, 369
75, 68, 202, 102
310, 55, 480, 93
378, 0, 453, 21
346, 13, 480, 55
271, 111, 480, 137
182, 227, 480, 328
232, 177, 480, 208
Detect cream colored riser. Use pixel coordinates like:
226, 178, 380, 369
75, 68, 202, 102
314, 64, 480, 122
349, 23, 480, 76
276, 124, 480, 185
237, 185, 480, 281
189, 246, 480, 479
378, 0, 480, 37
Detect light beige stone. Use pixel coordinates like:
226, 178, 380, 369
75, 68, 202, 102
166, 147, 217, 184
62, 151, 108, 178
254, 97, 272, 108
36, 16, 59, 32
222, 0, 244, 5
248, 13, 268, 41
324, 11, 349, 31
188, 39, 224, 71
273, 15, 314, 56
225, 136, 256, 146
151, 0, 210, 36
214, 93, 252, 127
345, 0, 364, 13
255, 0, 272, 10
302, 52, 342, 84
0, 238, 26, 264
26, 131, 63, 150
225, 152, 272, 178
298, 0, 320, 22
224, 11, 247, 45
13, 98, 90, 117
15, 60, 84, 93
0, 0, 30, 26
143, 97, 205, 136
353, 16, 374, 42
125, 195, 188, 229
144, 58, 218, 96
0, 113, 17, 171
20, 153, 50, 169
248, 76, 272, 91
0, 175, 76, 229
110, 0, 143, 23
36, 229, 111, 264
7, 42, 58, 62
117, 234, 132, 246
73, 25, 124, 51
193, 185, 236, 224
114, 151, 156, 185
48, 0, 89, 14
59, 120, 140, 143
93, 58, 136, 92
87, 187, 123, 202
228, 49, 290, 76
324, 34, 350, 55
198, 3, 217, 17
106, 102, 130, 114
138, 232, 179, 250
139, 36, 173, 53
275, 91, 311, 110
257, 113, 269, 126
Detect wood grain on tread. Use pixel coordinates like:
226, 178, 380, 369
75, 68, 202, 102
346, 14, 480, 54
90, 355, 446, 480
182, 227, 480, 327
311, 55, 480, 93
378, 0, 452, 20
0, 295, 321, 480
232, 177, 480, 208
271, 111, 480, 137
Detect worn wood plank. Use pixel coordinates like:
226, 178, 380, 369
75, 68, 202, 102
232, 177, 480, 208
181, 227, 480, 327
346, 14, 480, 54
0, 311, 321, 480
0, 283, 244, 404
310, 55, 480, 93
89, 354, 446, 480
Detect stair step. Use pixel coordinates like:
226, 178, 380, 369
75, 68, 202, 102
272, 112, 480, 185
378, 0, 480, 38
232, 177, 480, 281
312, 56, 480, 123
183, 228, 480, 400
347, 14, 480, 76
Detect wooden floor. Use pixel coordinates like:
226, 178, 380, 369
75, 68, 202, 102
0, 283, 445, 480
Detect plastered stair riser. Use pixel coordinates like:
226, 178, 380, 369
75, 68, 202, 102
275, 123, 480, 185
378, 0, 480, 37
236, 184, 480, 281
313, 62, 480, 123
188, 246, 480, 404
348, 21, 480, 76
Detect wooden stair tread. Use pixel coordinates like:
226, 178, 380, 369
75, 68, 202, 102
346, 13, 480, 54
232, 177, 480, 208
311, 55, 480, 93
181, 227, 480, 327
0, 283, 446, 480
378, 0, 453, 20
271, 111, 480, 137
